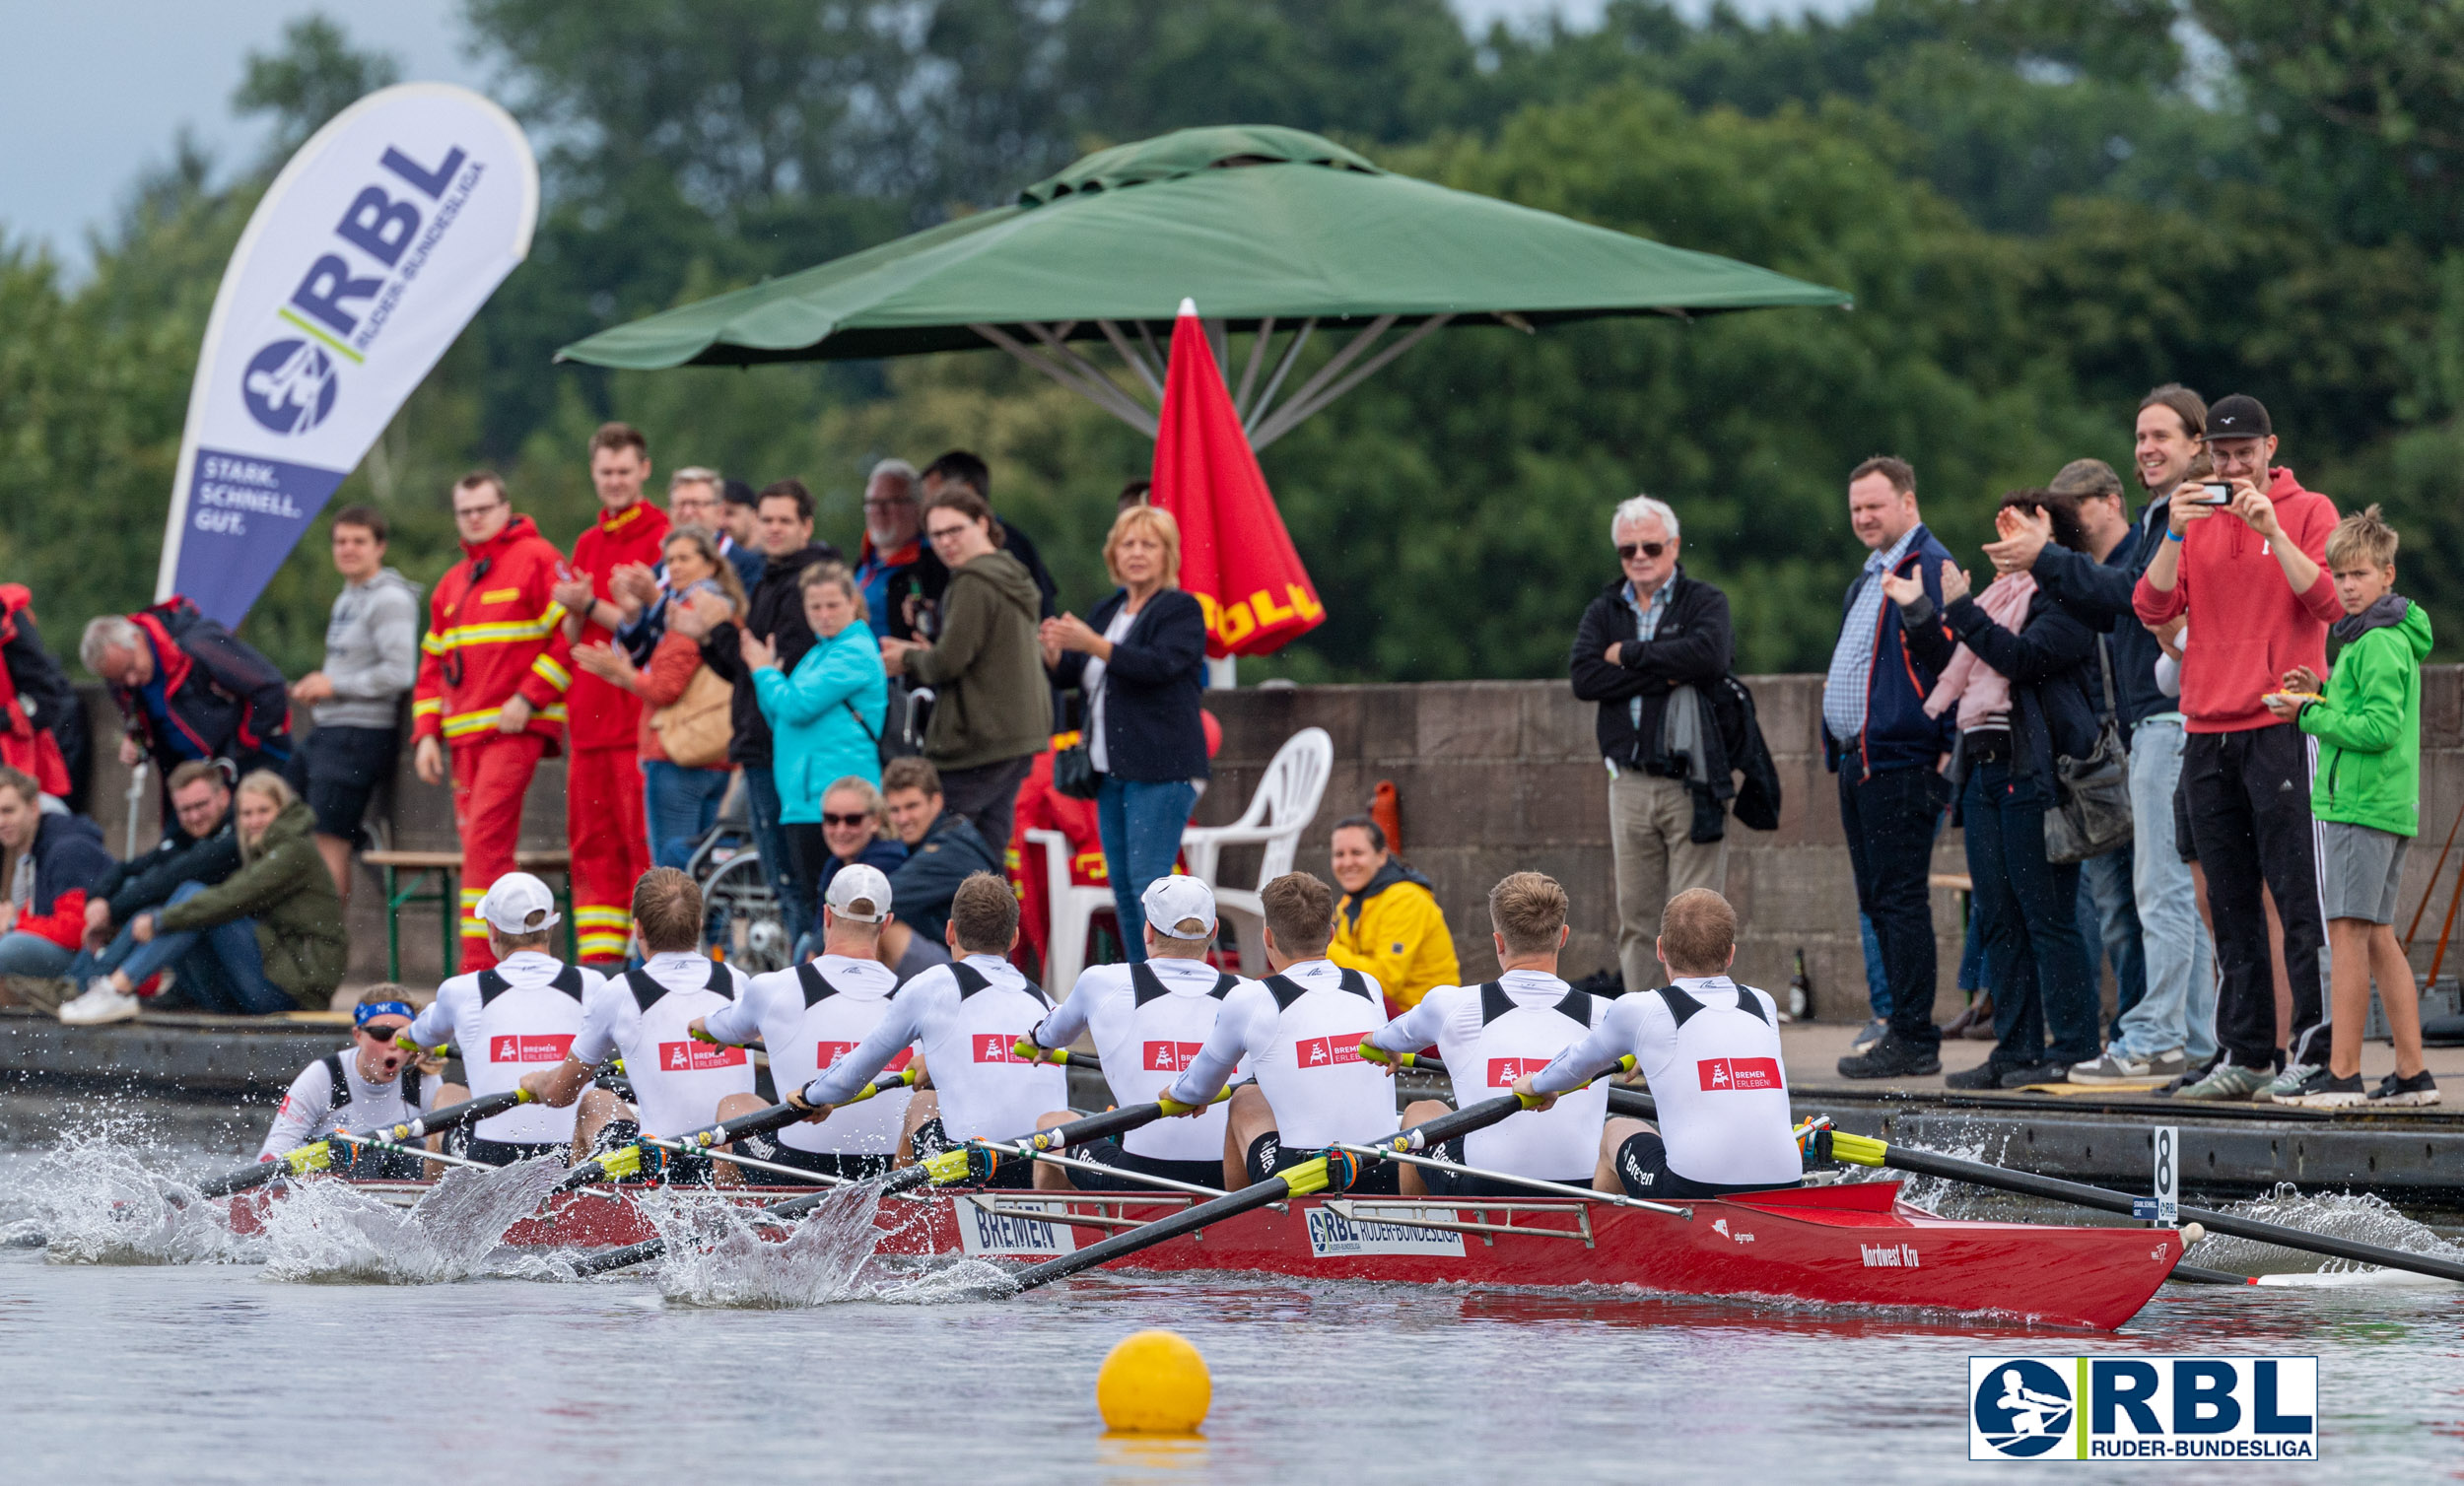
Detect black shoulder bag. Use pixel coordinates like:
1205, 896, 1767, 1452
2042, 635, 2134, 865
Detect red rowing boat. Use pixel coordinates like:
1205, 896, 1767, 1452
227, 1178, 2179, 1330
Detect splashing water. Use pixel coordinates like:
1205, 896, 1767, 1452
256, 1159, 569, 1284
0, 1129, 249, 1266
650, 1182, 887, 1308
874, 1256, 1018, 1305
2184, 1183, 2464, 1277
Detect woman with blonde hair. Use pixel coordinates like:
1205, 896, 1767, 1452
1041, 503, 1209, 963
57, 770, 346, 1023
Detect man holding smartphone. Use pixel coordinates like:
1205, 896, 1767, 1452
2132, 393, 2343, 1102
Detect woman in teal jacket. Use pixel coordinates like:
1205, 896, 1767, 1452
741, 562, 889, 909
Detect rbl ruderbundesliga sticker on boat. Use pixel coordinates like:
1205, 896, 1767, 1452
1969, 1357, 2318, 1460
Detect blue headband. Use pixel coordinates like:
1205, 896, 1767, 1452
355, 1000, 414, 1028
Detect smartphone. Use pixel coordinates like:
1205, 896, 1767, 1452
2190, 481, 2233, 506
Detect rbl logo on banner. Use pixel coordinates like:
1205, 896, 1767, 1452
1697, 1056, 1782, 1091
818, 1044, 911, 1074
656, 1042, 747, 1073
1144, 1041, 1205, 1072
1296, 1033, 1366, 1069
242, 342, 339, 435
1968, 1357, 2317, 1460
487, 1034, 573, 1064
974, 1034, 1035, 1064
1486, 1056, 1550, 1087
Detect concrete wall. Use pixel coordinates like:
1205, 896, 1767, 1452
75, 667, 2464, 1010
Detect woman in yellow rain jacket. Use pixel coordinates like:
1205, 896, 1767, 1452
1326, 815, 1460, 1013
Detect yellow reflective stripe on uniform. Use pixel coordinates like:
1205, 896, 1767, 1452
539, 706, 567, 724
531, 655, 571, 691
411, 698, 442, 716
460, 888, 488, 936
441, 709, 504, 738
574, 905, 631, 960
421, 632, 449, 656
431, 618, 560, 647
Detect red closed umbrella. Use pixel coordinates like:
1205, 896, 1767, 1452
1151, 300, 1325, 657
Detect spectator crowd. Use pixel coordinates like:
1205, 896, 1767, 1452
0, 392, 2442, 1113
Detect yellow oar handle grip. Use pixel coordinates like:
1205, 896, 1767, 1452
850, 1068, 919, 1104
283, 1141, 335, 1175
1008, 1039, 1071, 1064
1826, 1130, 1886, 1168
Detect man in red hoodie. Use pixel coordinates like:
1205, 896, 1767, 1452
2132, 394, 2342, 1100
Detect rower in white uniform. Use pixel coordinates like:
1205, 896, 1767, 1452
1514, 889, 1803, 1199
1363, 871, 1608, 1197
407, 872, 600, 1165
787, 872, 1061, 1191
1160, 872, 1404, 1195
259, 989, 443, 1179
1021, 875, 1243, 1193
519, 868, 762, 1183
690, 864, 912, 1181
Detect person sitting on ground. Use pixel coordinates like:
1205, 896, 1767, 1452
0, 765, 112, 1000
1160, 871, 1405, 1195
520, 868, 762, 1184
1021, 875, 1244, 1194
873, 756, 996, 979
1326, 814, 1461, 1015
785, 872, 1061, 1189
794, 776, 907, 961
1364, 872, 1608, 1198
257, 989, 442, 1179
693, 864, 914, 1180
58, 772, 345, 1025
1514, 889, 1803, 1199
407, 873, 602, 1165
2269, 507, 2439, 1109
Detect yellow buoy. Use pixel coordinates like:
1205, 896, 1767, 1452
1096, 1328, 1211, 1434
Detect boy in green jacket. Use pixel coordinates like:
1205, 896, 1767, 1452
2264, 506, 2437, 1107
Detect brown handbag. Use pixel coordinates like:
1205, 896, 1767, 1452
650, 665, 734, 768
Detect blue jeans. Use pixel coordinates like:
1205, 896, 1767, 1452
1962, 758, 2100, 1068
742, 765, 812, 948
1838, 766, 1946, 1047
1096, 776, 1198, 964
2077, 843, 2146, 1041
1859, 912, 1892, 1020
644, 760, 729, 870
0, 932, 73, 978
111, 881, 293, 1016
2112, 717, 2219, 1061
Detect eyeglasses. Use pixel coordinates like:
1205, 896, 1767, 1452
452, 502, 507, 522
925, 525, 971, 544
822, 812, 873, 828
1617, 542, 1668, 562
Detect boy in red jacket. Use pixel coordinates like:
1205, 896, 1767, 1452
2133, 394, 2342, 1100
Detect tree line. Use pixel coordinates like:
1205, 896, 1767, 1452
4, 0, 2461, 681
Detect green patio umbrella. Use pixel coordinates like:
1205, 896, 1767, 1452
558, 124, 1851, 448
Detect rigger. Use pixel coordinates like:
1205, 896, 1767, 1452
413, 471, 573, 973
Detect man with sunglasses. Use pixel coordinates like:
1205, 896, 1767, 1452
257, 992, 443, 1180
412, 471, 575, 972
1570, 495, 1737, 1001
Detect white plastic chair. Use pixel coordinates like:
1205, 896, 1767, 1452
1180, 726, 1335, 975
1026, 828, 1118, 994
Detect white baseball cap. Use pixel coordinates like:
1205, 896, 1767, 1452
825, 864, 893, 923
1141, 875, 1216, 939
477, 872, 561, 934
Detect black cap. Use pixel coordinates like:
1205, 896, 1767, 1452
2205, 394, 2272, 441
720, 477, 758, 508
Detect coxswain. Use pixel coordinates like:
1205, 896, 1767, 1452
1513, 889, 1802, 1198
1363, 872, 1607, 1197
518, 868, 761, 1183
1160, 871, 1403, 1195
1021, 876, 1243, 1193
404, 872, 600, 1165
259, 989, 442, 1179
689, 864, 912, 1181
786, 872, 1060, 1191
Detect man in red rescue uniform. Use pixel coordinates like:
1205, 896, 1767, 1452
551, 423, 670, 967
413, 471, 574, 973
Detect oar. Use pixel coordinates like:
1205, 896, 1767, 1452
559, 1087, 1233, 1278
1363, 1047, 1654, 1117
327, 1131, 501, 1175
1009, 1039, 1098, 1070
1821, 1128, 2464, 1285
552, 1069, 920, 1193
192, 1090, 537, 1199
1003, 1093, 1554, 1294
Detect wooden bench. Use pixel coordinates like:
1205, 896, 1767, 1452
364, 849, 576, 981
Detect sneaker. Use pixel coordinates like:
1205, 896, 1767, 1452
2280, 1068, 2366, 1109
2000, 1062, 2069, 1089
1836, 1031, 1942, 1080
2174, 1061, 2272, 1102
2068, 1047, 2189, 1085
2254, 1062, 2319, 1105
57, 979, 141, 1026
1850, 1018, 1888, 1051
2366, 1070, 2442, 1108
1944, 1061, 2010, 1091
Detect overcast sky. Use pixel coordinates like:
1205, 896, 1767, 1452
1, 0, 1853, 273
